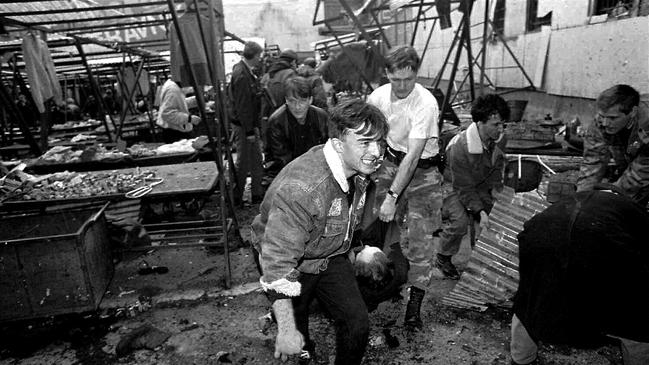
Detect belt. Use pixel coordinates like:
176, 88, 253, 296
385, 146, 444, 170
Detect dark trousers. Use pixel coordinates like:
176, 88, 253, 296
293, 255, 369, 365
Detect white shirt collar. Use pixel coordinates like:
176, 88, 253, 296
323, 139, 349, 193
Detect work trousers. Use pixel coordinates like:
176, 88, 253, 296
233, 125, 263, 201
438, 190, 470, 256
364, 158, 444, 290
293, 255, 369, 365
510, 314, 649, 365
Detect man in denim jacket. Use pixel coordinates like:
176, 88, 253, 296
252, 99, 388, 364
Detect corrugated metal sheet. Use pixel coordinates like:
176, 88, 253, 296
442, 186, 549, 311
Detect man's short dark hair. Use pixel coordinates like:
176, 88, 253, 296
471, 94, 510, 123
284, 77, 312, 99
242, 41, 263, 60
329, 98, 389, 140
597, 84, 640, 114
385, 45, 420, 73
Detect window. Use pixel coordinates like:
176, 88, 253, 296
526, 0, 552, 32
593, 0, 634, 16
492, 0, 506, 36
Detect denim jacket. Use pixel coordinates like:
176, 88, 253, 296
251, 140, 369, 297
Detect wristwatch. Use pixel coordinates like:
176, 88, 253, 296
387, 189, 399, 200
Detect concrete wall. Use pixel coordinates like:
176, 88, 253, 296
223, 0, 323, 52
409, 0, 648, 120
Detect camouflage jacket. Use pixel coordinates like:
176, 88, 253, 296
577, 102, 649, 206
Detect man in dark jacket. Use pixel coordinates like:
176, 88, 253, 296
511, 189, 649, 365
267, 76, 328, 170
436, 94, 509, 279
230, 41, 264, 204
261, 49, 298, 116
252, 99, 388, 364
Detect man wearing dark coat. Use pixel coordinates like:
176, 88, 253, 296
511, 188, 649, 365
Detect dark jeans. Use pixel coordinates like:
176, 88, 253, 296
293, 255, 369, 365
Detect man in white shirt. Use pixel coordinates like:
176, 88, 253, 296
156, 78, 200, 143
366, 45, 443, 330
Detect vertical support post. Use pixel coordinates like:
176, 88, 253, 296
166, 0, 232, 287
0, 81, 40, 155
410, 0, 424, 46
116, 59, 145, 141
419, 18, 437, 65
75, 39, 113, 142
461, 0, 476, 101
127, 53, 157, 141
480, 0, 490, 95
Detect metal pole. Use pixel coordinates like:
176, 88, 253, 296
462, 0, 476, 102
116, 60, 145, 141
489, 19, 535, 89
369, 10, 391, 49
166, 0, 231, 287
432, 15, 464, 89
480, 0, 489, 95
419, 18, 437, 64
75, 39, 113, 142
127, 53, 157, 141
410, 0, 425, 46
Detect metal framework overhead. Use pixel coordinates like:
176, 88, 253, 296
312, 0, 535, 116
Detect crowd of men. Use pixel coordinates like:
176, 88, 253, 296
228, 41, 649, 365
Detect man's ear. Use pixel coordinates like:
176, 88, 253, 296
331, 137, 345, 153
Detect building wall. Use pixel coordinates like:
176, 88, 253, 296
409, 0, 648, 119
223, 0, 323, 52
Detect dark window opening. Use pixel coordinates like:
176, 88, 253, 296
526, 0, 552, 32
492, 0, 506, 36
593, 0, 634, 16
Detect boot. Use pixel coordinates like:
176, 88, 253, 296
404, 286, 425, 330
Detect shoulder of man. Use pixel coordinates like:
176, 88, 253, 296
636, 102, 649, 144
268, 105, 288, 123
367, 83, 390, 104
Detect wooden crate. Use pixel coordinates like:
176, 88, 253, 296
0, 204, 113, 322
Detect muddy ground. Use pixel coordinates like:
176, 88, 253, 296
0, 196, 623, 365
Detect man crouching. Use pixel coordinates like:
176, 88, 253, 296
251, 99, 389, 364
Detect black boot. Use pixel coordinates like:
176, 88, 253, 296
404, 286, 425, 330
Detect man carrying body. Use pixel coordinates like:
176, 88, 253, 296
267, 76, 328, 170
436, 94, 509, 279
577, 84, 649, 206
156, 78, 201, 143
252, 99, 388, 364
230, 41, 264, 205
510, 189, 649, 365
366, 45, 444, 330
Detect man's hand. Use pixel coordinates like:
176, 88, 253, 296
379, 195, 397, 222
274, 326, 304, 361
479, 210, 490, 230
190, 115, 201, 125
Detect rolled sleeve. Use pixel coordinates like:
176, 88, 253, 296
259, 184, 316, 297
577, 122, 610, 192
409, 102, 439, 140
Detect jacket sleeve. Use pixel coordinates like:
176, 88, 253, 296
230, 68, 257, 134
268, 113, 292, 167
613, 143, 649, 202
576, 121, 609, 192
259, 184, 316, 298
449, 140, 486, 213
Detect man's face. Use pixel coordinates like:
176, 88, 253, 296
387, 67, 417, 99
334, 126, 386, 177
479, 113, 505, 143
596, 104, 635, 134
286, 96, 312, 121
250, 52, 262, 68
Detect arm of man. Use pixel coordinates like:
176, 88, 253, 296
613, 144, 649, 201
576, 122, 610, 191
260, 184, 314, 360
379, 137, 427, 222
268, 113, 292, 167
272, 299, 304, 361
